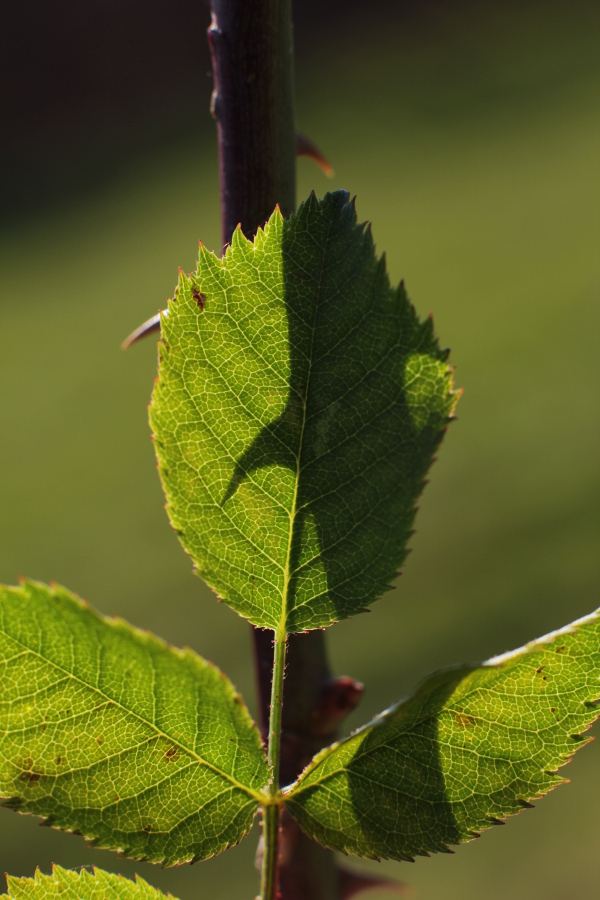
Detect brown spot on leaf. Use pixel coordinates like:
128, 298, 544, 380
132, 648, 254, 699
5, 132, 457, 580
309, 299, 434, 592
192, 288, 206, 311
455, 713, 476, 728
164, 746, 178, 761
95, 737, 103, 744
20, 772, 40, 783
556, 645, 566, 653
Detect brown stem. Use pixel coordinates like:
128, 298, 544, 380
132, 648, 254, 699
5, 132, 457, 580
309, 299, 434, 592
207, 3, 363, 896
207, 0, 296, 248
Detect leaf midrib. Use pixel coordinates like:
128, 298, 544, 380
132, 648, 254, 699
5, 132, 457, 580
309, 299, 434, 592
278, 208, 335, 635
1, 629, 267, 804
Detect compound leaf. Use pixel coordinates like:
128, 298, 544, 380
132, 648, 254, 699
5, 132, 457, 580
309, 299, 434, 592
4, 866, 175, 900
284, 609, 600, 860
0, 581, 269, 865
150, 190, 457, 632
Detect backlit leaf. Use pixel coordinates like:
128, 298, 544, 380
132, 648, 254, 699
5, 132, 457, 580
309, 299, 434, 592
284, 609, 600, 860
4, 866, 174, 900
150, 190, 457, 632
0, 581, 269, 865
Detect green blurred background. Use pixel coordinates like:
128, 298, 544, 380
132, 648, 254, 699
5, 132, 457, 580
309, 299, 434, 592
1, 1, 599, 897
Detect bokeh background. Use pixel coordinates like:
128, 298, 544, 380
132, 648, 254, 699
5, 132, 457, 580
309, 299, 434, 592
2, 1, 599, 897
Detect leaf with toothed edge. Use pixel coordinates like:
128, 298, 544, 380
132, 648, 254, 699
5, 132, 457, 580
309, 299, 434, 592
150, 190, 457, 633
3, 866, 176, 900
284, 608, 600, 861
0, 581, 269, 866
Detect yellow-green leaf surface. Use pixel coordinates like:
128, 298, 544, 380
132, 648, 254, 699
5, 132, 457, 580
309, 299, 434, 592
0, 581, 269, 865
4, 866, 174, 900
285, 609, 600, 860
150, 190, 457, 632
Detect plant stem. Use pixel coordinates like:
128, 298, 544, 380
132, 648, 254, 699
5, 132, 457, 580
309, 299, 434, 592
260, 628, 287, 899
207, 0, 296, 248
260, 802, 282, 900
267, 629, 287, 790
207, 2, 362, 897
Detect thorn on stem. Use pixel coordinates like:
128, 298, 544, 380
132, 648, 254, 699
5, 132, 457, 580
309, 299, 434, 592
338, 867, 410, 898
295, 131, 334, 177
312, 676, 364, 736
121, 312, 164, 349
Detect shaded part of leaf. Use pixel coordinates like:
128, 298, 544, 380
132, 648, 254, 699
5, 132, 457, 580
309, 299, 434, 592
0, 580, 269, 866
284, 607, 600, 861
150, 190, 458, 632
4, 865, 175, 900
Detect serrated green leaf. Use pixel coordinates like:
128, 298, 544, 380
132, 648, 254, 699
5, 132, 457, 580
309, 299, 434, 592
4, 866, 174, 900
284, 609, 600, 860
150, 190, 457, 632
0, 581, 269, 865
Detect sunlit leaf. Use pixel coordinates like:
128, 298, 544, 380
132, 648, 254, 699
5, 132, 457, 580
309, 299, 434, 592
4, 866, 174, 900
285, 609, 600, 859
0, 581, 269, 865
150, 190, 457, 632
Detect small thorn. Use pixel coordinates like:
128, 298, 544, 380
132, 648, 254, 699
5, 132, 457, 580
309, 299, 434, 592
121, 312, 165, 349
338, 866, 410, 900
295, 131, 334, 177
312, 676, 364, 736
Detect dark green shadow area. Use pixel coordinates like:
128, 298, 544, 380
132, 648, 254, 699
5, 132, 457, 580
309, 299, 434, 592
344, 673, 465, 859
286, 669, 467, 858
224, 191, 453, 631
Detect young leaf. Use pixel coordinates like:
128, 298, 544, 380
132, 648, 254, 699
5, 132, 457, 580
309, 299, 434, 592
4, 866, 175, 900
150, 190, 457, 632
0, 581, 269, 865
284, 609, 600, 860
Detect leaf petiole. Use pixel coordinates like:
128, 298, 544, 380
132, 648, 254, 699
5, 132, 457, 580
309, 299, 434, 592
259, 628, 287, 900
